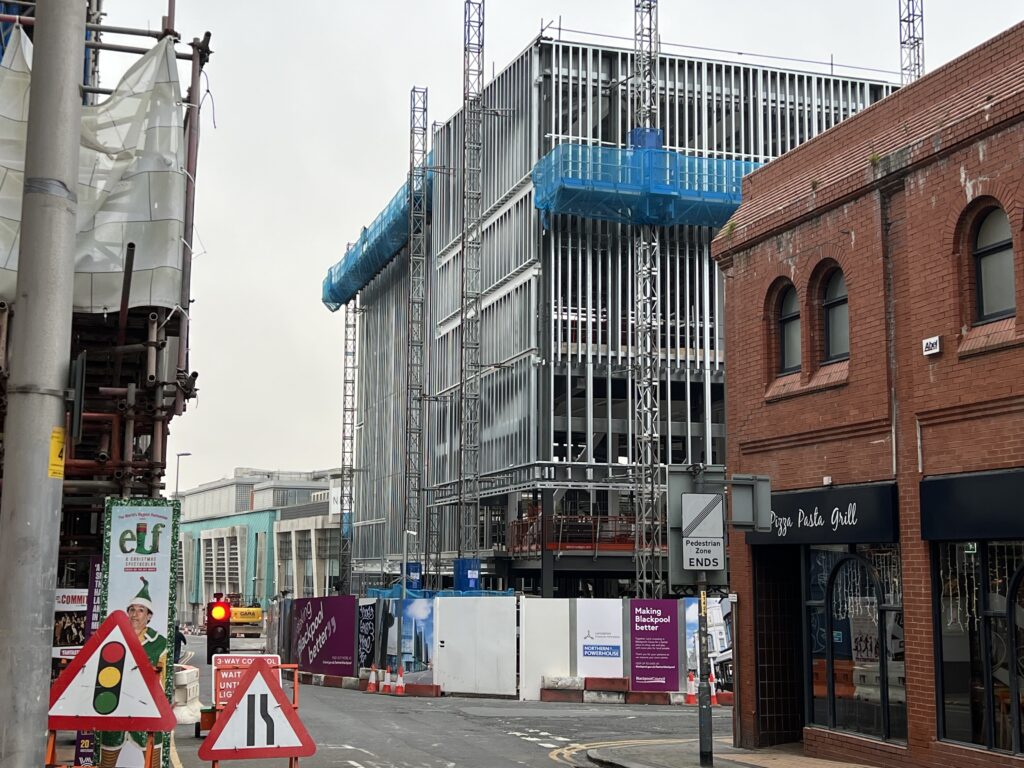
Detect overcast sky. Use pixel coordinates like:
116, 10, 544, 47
101, 1, 1023, 494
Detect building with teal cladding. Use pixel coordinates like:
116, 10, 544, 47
174, 468, 334, 625
177, 508, 278, 626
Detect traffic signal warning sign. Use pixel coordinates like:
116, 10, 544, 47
198, 658, 316, 761
49, 610, 176, 731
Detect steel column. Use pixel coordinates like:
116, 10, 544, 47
633, 0, 664, 599
457, 0, 484, 557
407, 86, 428, 581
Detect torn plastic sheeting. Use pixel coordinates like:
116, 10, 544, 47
531, 143, 760, 229
0, 25, 185, 313
322, 164, 434, 312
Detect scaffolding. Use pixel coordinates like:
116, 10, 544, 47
0, 2, 208, 614
406, 86, 428, 573
338, 299, 358, 595
632, 0, 663, 598
457, 0, 484, 558
899, 0, 924, 85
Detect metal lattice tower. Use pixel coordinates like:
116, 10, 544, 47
339, 299, 358, 595
406, 86, 428, 578
898, 0, 924, 84
457, 0, 484, 558
633, 0, 664, 599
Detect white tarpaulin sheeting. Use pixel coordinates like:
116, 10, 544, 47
0, 26, 185, 313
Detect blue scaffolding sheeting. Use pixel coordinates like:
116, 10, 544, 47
322, 171, 434, 312
365, 587, 515, 599
531, 143, 759, 229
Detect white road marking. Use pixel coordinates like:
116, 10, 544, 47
539, 742, 558, 748
346, 761, 365, 768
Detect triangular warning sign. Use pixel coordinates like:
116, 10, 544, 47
49, 610, 176, 731
199, 658, 316, 761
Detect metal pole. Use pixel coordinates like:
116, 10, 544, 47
698, 575, 713, 767
175, 34, 210, 416
0, 3, 86, 767
402, 531, 409, 601
175, 451, 191, 498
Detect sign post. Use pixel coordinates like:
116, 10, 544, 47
681, 488, 726, 768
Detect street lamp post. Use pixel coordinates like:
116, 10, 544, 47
401, 529, 418, 600
175, 451, 192, 499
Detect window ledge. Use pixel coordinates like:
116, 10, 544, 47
765, 360, 849, 403
957, 317, 1024, 359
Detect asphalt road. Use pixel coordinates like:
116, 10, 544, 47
169, 637, 732, 768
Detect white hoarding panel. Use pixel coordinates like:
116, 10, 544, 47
575, 599, 624, 678
434, 597, 517, 696
519, 598, 570, 700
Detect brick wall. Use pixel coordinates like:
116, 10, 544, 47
713, 20, 1024, 768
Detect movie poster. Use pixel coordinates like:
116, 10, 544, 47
100, 498, 180, 768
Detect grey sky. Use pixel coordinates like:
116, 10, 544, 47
101, 1, 1023, 494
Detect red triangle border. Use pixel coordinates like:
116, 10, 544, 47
49, 610, 177, 732
198, 658, 316, 760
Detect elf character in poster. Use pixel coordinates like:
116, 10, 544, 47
98, 578, 168, 768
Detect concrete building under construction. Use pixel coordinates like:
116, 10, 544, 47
323, 14, 896, 596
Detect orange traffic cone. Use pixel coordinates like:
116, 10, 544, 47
685, 671, 697, 705
709, 672, 719, 706
381, 665, 393, 694
366, 664, 378, 693
395, 666, 406, 696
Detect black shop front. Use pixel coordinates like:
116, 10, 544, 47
742, 482, 904, 746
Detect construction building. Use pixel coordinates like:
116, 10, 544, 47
323, 7, 896, 596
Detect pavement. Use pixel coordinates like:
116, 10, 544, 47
585, 741, 878, 768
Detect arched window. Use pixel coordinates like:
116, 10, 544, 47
809, 546, 906, 742
823, 270, 849, 361
779, 286, 801, 373
974, 208, 1015, 322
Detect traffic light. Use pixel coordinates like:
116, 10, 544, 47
206, 593, 231, 663
93, 641, 126, 714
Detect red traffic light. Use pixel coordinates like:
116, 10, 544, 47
210, 603, 228, 621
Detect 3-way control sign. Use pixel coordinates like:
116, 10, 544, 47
49, 610, 176, 731
198, 658, 316, 761
213, 653, 281, 706
681, 493, 726, 571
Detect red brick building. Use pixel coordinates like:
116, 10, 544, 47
712, 21, 1024, 768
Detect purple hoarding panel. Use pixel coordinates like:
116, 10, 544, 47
292, 596, 357, 677
630, 599, 679, 692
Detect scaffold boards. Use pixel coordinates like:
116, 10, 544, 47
198, 658, 316, 761
48, 610, 176, 731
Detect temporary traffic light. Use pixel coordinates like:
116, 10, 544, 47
93, 641, 126, 714
207, 593, 231, 663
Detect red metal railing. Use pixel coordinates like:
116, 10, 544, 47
508, 515, 665, 558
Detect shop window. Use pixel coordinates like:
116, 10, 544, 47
974, 208, 1015, 323
937, 541, 1024, 753
823, 270, 849, 361
806, 544, 905, 742
779, 285, 801, 373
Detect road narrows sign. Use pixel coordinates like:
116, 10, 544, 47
48, 610, 176, 731
198, 658, 316, 760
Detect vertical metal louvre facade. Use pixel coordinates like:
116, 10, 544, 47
349, 36, 894, 583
